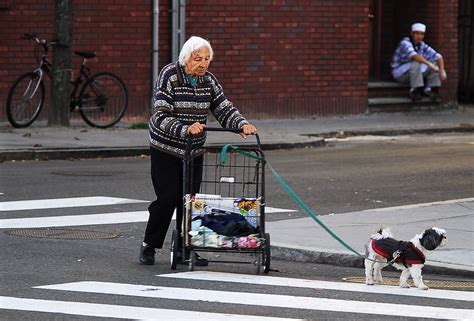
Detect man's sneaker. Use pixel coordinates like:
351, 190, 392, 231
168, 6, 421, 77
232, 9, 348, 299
409, 88, 422, 101
423, 87, 439, 101
139, 244, 155, 265
194, 253, 209, 266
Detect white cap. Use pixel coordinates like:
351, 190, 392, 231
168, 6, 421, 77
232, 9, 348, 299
411, 23, 426, 33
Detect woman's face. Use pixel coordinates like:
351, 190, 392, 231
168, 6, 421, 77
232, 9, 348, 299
185, 46, 211, 77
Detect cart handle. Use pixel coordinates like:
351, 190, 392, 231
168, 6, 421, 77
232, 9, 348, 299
204, 127, 242, 133
186, 127, 262, 155
205, 127, 262, 149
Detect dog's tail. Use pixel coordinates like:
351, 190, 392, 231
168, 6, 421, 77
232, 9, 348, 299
370, 227, 393, 240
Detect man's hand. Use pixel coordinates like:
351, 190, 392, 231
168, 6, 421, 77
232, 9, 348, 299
240, 124, 257, 138
427, 62, 439, 72
440, 70, 447, 81
187, 122, 205, 135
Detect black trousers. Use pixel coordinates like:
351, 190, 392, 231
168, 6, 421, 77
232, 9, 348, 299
144, 148, 203, 249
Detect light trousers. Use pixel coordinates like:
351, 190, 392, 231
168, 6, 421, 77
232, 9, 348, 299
395, 61, 441, 90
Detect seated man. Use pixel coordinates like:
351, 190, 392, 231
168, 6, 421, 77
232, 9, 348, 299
391, 23, 447, 101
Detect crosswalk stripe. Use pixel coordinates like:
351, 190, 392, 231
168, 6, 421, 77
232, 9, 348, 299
0, 211, 149, 229
0, 296, 301, 321
0, 197, 295, 228
35, 281, 474, 320
0, 196, 295, 214
0, 196, 147, 211
159, 271, 474, 302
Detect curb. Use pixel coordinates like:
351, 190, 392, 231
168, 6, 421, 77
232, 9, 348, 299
271, 245, 474, 278
1, 126, 471, 162
0, 140, 326, 162
308, 126, 474, 138
0, 147, 150, 162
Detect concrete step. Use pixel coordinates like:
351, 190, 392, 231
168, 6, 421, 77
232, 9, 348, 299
368, 81, 409, 98
368, 81, 406, 89
368, 97, 441, 113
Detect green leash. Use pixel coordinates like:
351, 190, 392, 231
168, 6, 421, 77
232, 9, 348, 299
220, 144, 366, 259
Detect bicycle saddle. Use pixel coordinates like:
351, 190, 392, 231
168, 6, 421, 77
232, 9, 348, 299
75, 51, 96, 59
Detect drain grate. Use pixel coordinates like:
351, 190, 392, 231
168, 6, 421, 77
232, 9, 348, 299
343, 276, 474, 289
50, 170, 125, 177
6, 228, 117, 240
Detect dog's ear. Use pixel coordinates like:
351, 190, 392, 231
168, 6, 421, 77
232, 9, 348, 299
421, 229, 442, 250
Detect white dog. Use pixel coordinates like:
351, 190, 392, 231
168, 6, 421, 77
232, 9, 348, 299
364, 227, 447, 290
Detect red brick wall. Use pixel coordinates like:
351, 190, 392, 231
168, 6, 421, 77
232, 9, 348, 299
0, 0, 163, 123
186, 0, 369, 118
0, 0, 459, 124
424, 0, 458, 104
0, 0, 369, 123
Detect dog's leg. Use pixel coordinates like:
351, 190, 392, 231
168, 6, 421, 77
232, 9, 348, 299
399, 268, 411, 288
410, 266, 429, 290
365, 258, 375, 285
374, 262, 385, 284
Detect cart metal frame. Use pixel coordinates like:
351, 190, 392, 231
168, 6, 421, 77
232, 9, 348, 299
170, 128, 270, 274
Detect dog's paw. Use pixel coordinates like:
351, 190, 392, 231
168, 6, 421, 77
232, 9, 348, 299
418, 285, 429, 290
365, 280, 374, 285
399, 283, 410, 288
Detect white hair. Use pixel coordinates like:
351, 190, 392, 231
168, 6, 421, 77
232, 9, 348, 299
178, 36, 214, 66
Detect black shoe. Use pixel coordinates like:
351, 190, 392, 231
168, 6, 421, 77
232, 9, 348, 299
139, 244, 155, 265
409, 88, 422, 101
423, 88, 439, 101
194, 253, 209, 267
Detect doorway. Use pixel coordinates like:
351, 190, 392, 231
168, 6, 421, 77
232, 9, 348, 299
368, 0, 382, 80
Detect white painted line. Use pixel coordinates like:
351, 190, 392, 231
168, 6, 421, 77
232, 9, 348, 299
0, 196, 148, 212
36, 281, 474, 320
265, 206, 297, 213
159, 271, 474, 302
361, 197, 474, 213
0, 205, 294, 228
0, 211, 149, 229
0, 296, 300, 321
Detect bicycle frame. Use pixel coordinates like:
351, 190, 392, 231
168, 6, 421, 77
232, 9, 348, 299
22, 44, 52, 102
69, 59, 99, 111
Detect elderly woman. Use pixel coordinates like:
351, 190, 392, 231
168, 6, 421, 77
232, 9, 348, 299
139, 36, 257, 265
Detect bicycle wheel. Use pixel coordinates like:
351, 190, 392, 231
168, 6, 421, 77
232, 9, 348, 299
6, 72, 45, 128
78, 72, 128, 128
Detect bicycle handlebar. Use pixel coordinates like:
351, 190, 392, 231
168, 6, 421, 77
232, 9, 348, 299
22, 33, 68, 49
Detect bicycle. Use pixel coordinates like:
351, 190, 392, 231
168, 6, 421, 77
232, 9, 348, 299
6, 33, 128, 128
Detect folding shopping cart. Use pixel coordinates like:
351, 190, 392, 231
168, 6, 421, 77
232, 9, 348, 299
170, 128, 270, 274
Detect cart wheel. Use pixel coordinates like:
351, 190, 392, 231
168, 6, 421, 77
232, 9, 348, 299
189, 249, 194, 271
263, 233, 271, 274
170, 229, 179, 270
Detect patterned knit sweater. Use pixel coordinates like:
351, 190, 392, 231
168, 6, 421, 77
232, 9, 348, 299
149, 62, 249, 158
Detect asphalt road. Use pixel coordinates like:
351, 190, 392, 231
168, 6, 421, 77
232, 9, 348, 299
1, 132, 473, 320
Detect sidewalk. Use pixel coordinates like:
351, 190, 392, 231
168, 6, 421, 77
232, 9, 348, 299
1, 108, 473, 276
